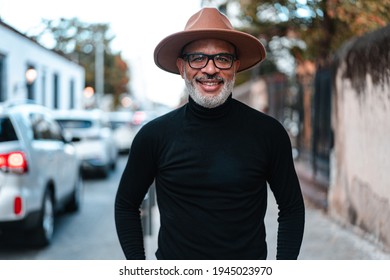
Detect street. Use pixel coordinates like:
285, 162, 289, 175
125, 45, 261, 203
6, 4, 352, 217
0, 155, 129, 260
1, 154, 389, 260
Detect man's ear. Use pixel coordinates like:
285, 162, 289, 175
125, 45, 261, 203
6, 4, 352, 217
176, 58, 185, 78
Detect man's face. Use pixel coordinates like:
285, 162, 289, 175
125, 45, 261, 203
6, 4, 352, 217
176, 39, 240, 108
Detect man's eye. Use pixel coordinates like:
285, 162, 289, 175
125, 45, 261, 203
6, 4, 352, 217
190, 55, 205, 62
216, 56, 230, 63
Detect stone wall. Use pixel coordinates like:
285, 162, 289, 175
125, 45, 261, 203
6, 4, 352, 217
329, 25, 390, 250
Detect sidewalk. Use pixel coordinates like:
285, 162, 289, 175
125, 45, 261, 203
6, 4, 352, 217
144, 187, 390, 260
294, 159, 390, 259
266, 190, 390, 260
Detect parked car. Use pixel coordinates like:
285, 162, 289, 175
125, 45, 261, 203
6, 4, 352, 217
107, 111, 135, 154
0, 101, 83, 247
53, 109, 118, 178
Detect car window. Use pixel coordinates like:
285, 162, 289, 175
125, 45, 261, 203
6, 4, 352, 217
109, 121, 127, 130
48, 119, 64, 141
56, 119, 93, 129
0, 117, 18, 142
29, 113, 63, 141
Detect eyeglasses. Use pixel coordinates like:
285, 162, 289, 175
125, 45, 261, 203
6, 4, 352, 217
181, 53, 236, 70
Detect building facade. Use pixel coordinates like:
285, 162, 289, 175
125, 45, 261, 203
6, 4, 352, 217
0, 21, 85, 109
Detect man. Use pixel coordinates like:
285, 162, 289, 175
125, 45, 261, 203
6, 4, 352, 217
115, 7, 305, 260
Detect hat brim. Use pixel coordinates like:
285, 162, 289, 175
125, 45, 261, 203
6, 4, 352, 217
154, 29, 266, 74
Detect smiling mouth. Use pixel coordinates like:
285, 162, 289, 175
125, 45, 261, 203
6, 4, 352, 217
198, 80, 222, 86
196, 75, 224, 86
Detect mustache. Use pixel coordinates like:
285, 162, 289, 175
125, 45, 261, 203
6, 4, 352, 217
196, 74, 224, 82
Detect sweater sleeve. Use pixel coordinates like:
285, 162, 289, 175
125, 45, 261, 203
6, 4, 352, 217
267, 122, 305, 260
114, 126, 157, 259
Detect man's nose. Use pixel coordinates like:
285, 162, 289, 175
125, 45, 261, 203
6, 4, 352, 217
201, 59, 220, 75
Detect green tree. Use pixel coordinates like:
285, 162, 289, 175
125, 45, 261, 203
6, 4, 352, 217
203, 0, 390, 70
30, 17, 130, 107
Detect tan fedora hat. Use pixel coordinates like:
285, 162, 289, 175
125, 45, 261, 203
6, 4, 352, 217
154, 7, 266, 74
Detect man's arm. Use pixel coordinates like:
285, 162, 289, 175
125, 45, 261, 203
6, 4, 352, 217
267, 122, 305, 260
114, 127, 157, 259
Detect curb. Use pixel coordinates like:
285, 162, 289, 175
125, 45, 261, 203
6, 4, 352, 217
294, 160, 328, 210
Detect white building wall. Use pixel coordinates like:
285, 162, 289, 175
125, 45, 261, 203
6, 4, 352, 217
0, 22, 85, 109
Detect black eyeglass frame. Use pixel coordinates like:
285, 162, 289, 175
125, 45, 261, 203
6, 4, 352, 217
181, 53, 237, 70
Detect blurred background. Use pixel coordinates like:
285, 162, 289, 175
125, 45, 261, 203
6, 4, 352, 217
0, 0, 389, 259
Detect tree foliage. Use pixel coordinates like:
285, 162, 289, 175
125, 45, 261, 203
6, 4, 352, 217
204, 0, 390, 69
30, 18, 130, 103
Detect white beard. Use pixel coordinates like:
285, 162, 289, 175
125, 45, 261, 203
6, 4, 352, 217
184, 71, 235, 109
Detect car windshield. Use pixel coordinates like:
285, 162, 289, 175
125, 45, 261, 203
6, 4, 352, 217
0, 117, 18, 142
57, 119, 93, 129
109, 121, 127, 130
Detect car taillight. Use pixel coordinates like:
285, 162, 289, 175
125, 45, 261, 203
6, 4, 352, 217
14, 196, 23, 215
0, 151, 28, 173
132, 111, 146, 126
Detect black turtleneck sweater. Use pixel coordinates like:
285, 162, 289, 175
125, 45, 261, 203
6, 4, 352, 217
115, 95, 305, 260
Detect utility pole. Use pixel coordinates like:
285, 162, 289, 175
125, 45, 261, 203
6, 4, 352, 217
95, 33, 104, 109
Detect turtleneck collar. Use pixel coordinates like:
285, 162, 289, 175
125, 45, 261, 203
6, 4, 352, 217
187, 94, 233, 119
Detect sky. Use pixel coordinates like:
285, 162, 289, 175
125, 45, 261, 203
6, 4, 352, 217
0, 0, 203, 108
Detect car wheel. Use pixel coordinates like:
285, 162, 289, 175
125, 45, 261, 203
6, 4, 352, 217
30, 189, 55, 247
66, 172, 83, 212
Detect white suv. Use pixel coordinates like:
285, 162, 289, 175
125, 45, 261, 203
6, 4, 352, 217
0, 102, 83, 247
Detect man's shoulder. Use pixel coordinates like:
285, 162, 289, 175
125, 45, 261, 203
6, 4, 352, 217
136, 105, 185, 137
232, 98, 277, 122
232, 98, 287, 135
131, 106, 185, 147
146, 105, 184, 127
